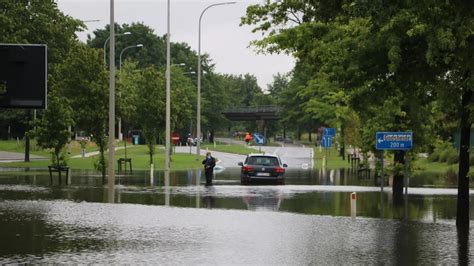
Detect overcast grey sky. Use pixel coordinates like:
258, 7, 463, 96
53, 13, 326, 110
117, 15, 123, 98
56, 0, 295, 89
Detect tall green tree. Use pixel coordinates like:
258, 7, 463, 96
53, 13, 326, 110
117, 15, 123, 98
242, 0, 473, 226
55, 44, 109, 180
134, 67, 164, 165
132, 65, 193, 165
0, 0, 83, 154
33, 90, 73, 167
0, 0, 83, 63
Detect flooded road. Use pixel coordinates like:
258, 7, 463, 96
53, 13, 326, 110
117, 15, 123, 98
0, 168, 473, 263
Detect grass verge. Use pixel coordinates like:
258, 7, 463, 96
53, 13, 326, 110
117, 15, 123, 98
0, 139, 100, 157
0, 145, 204, 171
313, 147, 348, 169
201, 143, 258, 155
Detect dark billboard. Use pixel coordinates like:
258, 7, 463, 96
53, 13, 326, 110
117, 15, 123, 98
0, 44, 47, 109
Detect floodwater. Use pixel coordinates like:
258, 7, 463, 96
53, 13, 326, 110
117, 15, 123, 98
0, 168, 473, 264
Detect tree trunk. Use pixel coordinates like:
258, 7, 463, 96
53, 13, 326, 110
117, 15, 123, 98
456, 88, 472, 228
393, 150, 405, 200
54, 148, 60, 167
100, 146, 106, 182
148, 143, 153, 165
341, 124, 345, 160
211, 129, 215, 143
24, 134, 30, 162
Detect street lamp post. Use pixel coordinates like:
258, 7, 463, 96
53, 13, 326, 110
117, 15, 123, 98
118, 44, 143, 142
119, 44, 143, 81
103, 31, 131, 66
165, 0, 171, 179
107, 0, 116, 201
197, 2, 236, 160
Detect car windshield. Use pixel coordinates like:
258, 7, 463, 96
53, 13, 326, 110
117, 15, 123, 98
247, 156, 279, 166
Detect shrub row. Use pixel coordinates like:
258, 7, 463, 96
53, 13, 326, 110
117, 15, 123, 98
427, 140, 464, 165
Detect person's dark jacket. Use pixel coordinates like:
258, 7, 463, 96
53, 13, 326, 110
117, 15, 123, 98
202, 156, 216, 172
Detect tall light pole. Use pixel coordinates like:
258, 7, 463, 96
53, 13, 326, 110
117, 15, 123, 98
103, 31, 131, 66
119, 44, 143, 80
118, 44, 143, 141
197, 2, 236, 160
165, 0, 171, 178
107, 0, 116, 198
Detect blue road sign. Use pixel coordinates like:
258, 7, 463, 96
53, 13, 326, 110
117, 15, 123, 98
376, 132, 413, 150
323, 128, 336, 137
253, 133, 266, 145
322, 135, 332, 148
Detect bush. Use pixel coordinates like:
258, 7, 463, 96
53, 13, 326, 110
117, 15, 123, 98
446, 150, 459, 165
427, 151, 439, 162
439, 150, 450, 162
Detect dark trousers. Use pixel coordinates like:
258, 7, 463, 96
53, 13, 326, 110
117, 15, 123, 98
205, 170, 213, 186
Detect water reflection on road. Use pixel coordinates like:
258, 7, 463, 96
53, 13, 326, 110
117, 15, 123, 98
0, 199, 472, 264
0, 168, 473, 221
0, 168, 473, 263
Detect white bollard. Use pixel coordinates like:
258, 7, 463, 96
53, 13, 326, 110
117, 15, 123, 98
150, 163, 154, 185
351, 192, 357, 218
322, 155, 327, 169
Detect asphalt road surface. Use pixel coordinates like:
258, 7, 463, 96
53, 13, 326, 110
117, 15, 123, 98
175, 144, 313, 170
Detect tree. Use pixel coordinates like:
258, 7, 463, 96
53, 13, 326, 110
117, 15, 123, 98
133, 65, 193, 165
0, 0, 83, 157
0, 0, 83, 64
33, 90, 74, 167
55, 44, 109, 180
268, 73, 290, 100
135, 67, 164, 164
242, 0, 473, 226
88, 23, 165, 68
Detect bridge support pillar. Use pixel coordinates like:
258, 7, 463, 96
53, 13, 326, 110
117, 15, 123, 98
256, 119, 265, 134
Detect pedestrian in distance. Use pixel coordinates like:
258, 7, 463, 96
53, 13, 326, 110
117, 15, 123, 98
202, 151, 216, 186
244, 132, 253, 145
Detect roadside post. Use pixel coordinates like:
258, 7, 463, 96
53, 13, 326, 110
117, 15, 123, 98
150, 163, 154, 185
322, 128, 335, 168
324, 128, 336, 137
375, 132, 413, 192
322, 135, 332, 168
253, 133, 266, 153
351, 192, 357, 218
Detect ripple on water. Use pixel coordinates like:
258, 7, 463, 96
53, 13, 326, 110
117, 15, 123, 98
0, 200, 472, 264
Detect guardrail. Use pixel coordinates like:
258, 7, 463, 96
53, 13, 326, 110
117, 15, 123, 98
225, 105, 281, 113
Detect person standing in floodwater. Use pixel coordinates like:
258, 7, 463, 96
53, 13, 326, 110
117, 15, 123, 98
202, 151, 216, 186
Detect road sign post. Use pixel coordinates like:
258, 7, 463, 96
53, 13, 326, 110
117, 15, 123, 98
375, 132, 413, 192
322, 135, 332, 149
324, 128, 336, 137
376, 132, 413, 150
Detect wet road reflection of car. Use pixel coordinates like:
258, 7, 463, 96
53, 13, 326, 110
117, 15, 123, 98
238, 154, 288, 185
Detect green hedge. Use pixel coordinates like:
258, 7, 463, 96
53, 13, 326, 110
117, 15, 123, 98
428, 140, 459, 165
